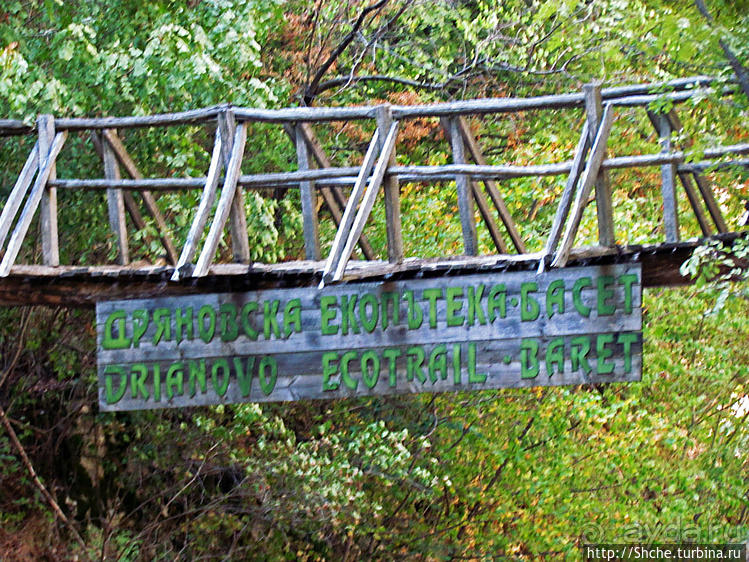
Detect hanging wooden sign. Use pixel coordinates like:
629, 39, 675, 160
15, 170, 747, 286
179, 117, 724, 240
96, 264, 642, 411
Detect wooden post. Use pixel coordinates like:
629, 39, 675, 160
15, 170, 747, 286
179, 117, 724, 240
173, 130, 224, 280
101, 130, 179, 264
102, 129, 130, 265
375, 105, 404, 263
38, 115, 60, 266
219, 110, 251, 263
194, 123, 248, 277
658, 113, 680, 243
552, 104, 615, 268
454, 116, 526, 253
0, 131, 67, 277
584, 84, 615, 246
294, 123, 321, 261
283, 123, 375, 260
447, 116, 478, 256
0, 141, 39, 250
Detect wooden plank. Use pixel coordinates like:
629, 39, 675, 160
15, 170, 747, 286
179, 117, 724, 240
172, 130, 224, 280
584, 84, 615, 247
284, 123, 375, 260
102, 129, 130, 265
454, 116, 526, 253
448, 116, 478, 256
193, 123, 248, 277
439, 118, 508, 254
95, 264, 641, 410
295, 123, 321, 261
332, 121, 399, 282
552, 105, 615, 268
543, 122, 591, 262
692, 174, 728, 233
38, 115, 60, 266
322, 129, 381, 284
219, 110, 251, 264
101, 130, 179, 264
0, 141, 39, 250
0, 131, 68, 277
658, 114, 680, 243
376, 105, 404, 264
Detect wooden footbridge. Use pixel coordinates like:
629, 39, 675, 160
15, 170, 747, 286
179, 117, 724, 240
0, 76, 747, 308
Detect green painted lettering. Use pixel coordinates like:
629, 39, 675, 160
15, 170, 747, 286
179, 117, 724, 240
573, 277, 592, 317
341, 351, 359, 390
423, 288, 442, 329
234, 357, 254, 397
467, 285, 487, 326
198, 305, 216, 343
153, 364, 161, 402
359, 294, 379, 333
188, 360, 207, 397
130, 364, 149, 400
446, 286, 464, 327
320, 296, 338, 335
521, 339, 539, 379
619, 274, 638, 314
487, 284, 507, 321
340, 295, 360, 335
220, 303, 239, 342
546, 280, 565, 319
175, 307, 193, 343
258, 357, 277, 395
102, 310, 130, 350
453, 344, 461, 384
406, 346, 427, 384
545, 338, 565, 376
166, 362, 184, 399
381, 292, 400, 330
382, 348, 401, 387
618, 332, 638, 373
468, 343, 487, 383
241, 302, 259, 340
597, 333, 615, 374
152, 308, 171, 345
361, 350, 380, 389
428, 344, 448, 382
104, 365, 127, 404
263, 300, 281, 340
132, 309, 149, 348
404, 291, 423, 329
283, 299, 302, 337
597, 275, 616, 316
211, 358, 230, 397
571, 336, 592, 374
520, 282, 540, 322
322, 352, 339, 391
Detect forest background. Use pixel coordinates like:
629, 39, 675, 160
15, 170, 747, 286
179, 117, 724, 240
0, 0, 748, 559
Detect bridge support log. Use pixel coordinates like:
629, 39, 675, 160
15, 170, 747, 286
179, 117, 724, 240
376, 105, 404, 264
102, 129, 130, 265
584, 84, 615, 247
447, 116, 478, 256
39, 115, 60, 266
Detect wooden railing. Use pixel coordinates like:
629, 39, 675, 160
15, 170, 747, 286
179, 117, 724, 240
0, 75, 747, 289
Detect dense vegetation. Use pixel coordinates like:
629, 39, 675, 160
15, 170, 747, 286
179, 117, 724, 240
0, 0, 747, 559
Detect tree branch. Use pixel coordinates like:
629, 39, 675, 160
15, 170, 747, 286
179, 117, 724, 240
303, 0, 390, 105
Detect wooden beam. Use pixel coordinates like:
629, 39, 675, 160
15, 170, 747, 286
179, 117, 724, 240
322, 129, 381, 284
194, 123, 248, 277
101, 130, 179, 264
439, 118, 508, 254
454, 116, 526, 253
38, 115, 60, 266
295, 123, 321, 261
447, 116, 478, 256
173, 130, 224, 280
0, 141, 39, 251
219, 110, 251, 264
552, 104, 615, 268
657, 113, 680, 243
283, 123, 375, 260
332, 121, 399, 282
0, 131, 68, 277
376, 105, 404, 264
102, 129, 130, 265
543, 121, 591, 263
584, 84, 615, 246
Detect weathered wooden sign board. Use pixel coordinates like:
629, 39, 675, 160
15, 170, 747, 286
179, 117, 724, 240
96, 264, 642, 411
